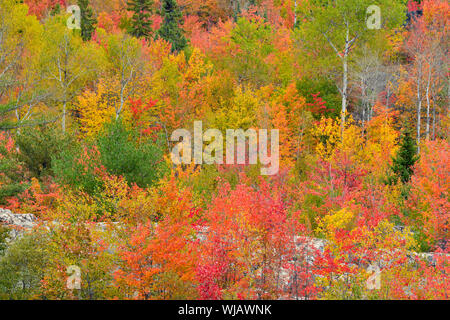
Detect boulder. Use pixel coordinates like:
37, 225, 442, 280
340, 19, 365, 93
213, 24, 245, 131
0, 208, 37, 241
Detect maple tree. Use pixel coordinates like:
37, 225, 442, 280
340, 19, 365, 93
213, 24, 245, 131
24, 0, 66, 20
198, 175, 316, 299
408, 139, 450, 250
113, 174, 199, 299
0, 133, 29, 204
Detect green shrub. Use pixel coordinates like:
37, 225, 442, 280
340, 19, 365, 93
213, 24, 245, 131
53, 120, 168, 195
0, 232, 49, 299
52, 143, 104, 196
15, 125, 73, 178
296, 77, 340, 118
96, 120, 168, 188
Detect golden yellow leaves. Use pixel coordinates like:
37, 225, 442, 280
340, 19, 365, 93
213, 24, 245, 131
76, 79, 118, 139
316, 207, 356, 242
311, 113, 399, 177
212, 86, 259, 132
184, 48, 213, 84
310, 117, 343, 161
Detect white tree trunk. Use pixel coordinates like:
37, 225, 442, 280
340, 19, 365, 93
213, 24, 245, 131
416, 64, 422, 153
341, 27, 349, 136
117, 94, 124, 120
294, 0, 297, 26
432, 96, 436, 140
62, 100, 66, 133
425, 65, 432, 140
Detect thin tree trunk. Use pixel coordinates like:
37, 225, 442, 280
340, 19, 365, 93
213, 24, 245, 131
62, 100, 66, 133
15, 109, 21, 134
432, 93, 436, 140
361, 78, 366, 128
362, 106, 365, 128
117, 94, 124, 120
117, 77, 127, 120
425, 64, 432, 140
294, 0, 297, 26
341, 27, 349, 137
416, 63, 422, 153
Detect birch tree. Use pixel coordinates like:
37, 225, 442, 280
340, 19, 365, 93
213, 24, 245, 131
351, 46, 386, 126
421, 0, 449, 141
105, 32, 145, 120
296, 0, 404, 134
0, 0, 46, 130
40, 15, 104, 132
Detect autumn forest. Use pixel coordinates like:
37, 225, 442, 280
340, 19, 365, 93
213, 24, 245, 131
0, 0, 448, 300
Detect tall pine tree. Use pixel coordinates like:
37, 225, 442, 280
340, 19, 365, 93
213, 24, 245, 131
389, 130, 419, 184
78, 0, 97, 41
158, 0, 187, 52
127, 0, 154, 40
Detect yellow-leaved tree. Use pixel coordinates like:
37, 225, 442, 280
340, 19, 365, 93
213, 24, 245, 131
76, 79, 119, 139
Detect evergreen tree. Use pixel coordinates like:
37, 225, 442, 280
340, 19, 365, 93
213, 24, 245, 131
127, 0, 154, 40
78, 0, 97, 41
158, 0, 187, 52
389, 130, 419, 184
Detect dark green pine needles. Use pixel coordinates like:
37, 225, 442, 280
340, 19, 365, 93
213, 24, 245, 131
389, 130, 419, 184
127, 0, 154, 40
78, 0, 97, 41
158, 0, 187, 52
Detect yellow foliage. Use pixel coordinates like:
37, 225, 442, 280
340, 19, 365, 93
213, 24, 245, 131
213, 86, 259, 131
317, 207, 356, 240
367, 220, 416, 251
184, 48, 213, 84
311, 112, 398, 176
362, 108, 399, 175
310, 117, 363, 161
150, 53, 187, 101
76, 79, 117, 139
271, 102, 296, 168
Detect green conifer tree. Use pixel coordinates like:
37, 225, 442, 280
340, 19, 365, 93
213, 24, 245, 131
389, 130, 419, 184
127, 0, 154, 40
78, 0, 97, 41
158, 0, 187, 52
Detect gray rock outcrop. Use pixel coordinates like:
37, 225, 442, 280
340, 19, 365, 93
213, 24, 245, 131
0, 208, 37, 241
